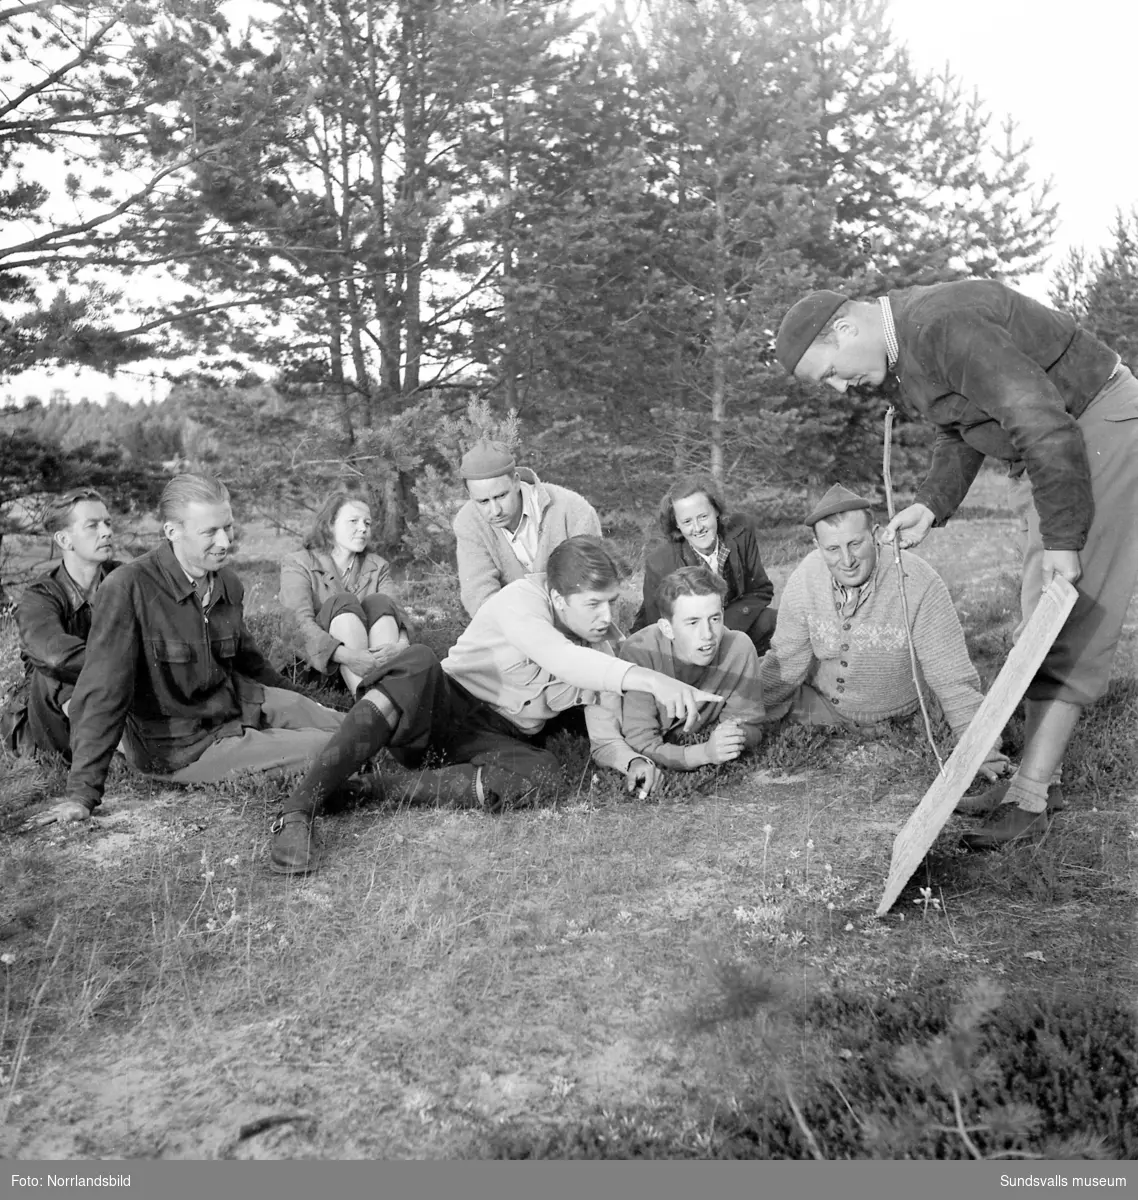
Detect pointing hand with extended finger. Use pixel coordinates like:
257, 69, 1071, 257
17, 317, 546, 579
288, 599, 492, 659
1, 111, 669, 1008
622, 666, 724, 734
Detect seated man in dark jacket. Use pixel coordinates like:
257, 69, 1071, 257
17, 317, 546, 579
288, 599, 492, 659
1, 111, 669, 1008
633, 473, 776, 655
27, 474, 344, 828
8, 488, 123, 758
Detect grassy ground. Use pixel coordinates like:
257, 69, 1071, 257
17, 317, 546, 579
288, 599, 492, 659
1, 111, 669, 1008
0, 477, 1135, 1160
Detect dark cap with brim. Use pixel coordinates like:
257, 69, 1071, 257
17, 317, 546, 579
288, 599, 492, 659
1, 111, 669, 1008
804, 483, 873, 528
776, 290, 849, 374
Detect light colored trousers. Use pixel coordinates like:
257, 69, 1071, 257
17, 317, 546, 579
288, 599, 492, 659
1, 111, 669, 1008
124, 687, 345, 785
1012, 366, 1138, 706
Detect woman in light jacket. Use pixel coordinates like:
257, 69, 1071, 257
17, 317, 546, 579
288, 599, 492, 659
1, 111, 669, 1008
280, 489, 412, 695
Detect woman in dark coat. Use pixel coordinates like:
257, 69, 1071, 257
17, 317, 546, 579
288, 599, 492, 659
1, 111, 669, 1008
634, 473, 776, 655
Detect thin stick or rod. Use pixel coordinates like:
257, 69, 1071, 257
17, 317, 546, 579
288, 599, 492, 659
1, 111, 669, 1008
883, 406, 945, 773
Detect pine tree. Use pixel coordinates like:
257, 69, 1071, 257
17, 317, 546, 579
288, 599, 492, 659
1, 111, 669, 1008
0, 1, 259, 373
1050, 209, 1138, 368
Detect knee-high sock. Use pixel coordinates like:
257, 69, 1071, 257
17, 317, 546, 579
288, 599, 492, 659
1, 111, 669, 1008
282, 697, 393, 816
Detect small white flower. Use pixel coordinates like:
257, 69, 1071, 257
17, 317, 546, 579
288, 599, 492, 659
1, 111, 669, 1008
224, 855, 240, 868
826, 902, 835, 912
844, 922, 854, 932
805, 839, 814, 850
0, 952, 14, 966
824, 863, 832, 873
762, 824, 773, 835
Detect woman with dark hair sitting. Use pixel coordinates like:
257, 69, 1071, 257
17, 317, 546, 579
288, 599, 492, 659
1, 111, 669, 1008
633, 473, 776, 656
280, 488, 413, 695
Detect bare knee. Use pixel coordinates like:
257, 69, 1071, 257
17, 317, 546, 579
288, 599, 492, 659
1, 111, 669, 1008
367, 613, 402, 648
329, 611, 367, 646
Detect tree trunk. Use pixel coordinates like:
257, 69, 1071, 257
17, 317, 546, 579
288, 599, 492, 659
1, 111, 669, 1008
379, 468, 403, 550
709, 181, 728, 484
399, 0, 425, 399
326, 283, 355, 443
498, 75, 519, 411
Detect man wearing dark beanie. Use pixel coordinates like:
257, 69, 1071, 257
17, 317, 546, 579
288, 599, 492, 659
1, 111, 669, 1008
775, 279, 1138, 848
452, 439, 602, 617
269, 536, 724, 875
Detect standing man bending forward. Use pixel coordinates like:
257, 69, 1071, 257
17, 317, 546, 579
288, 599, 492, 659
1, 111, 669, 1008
776, 280, 1138, 846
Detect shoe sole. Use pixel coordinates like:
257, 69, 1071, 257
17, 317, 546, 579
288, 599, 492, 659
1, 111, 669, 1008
269, 858, 318, 875
961, 815, 1052, 851
957, 788, 1066, 817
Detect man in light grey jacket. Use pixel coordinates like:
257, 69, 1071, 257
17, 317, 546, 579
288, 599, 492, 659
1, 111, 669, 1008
452, 440, 602, 617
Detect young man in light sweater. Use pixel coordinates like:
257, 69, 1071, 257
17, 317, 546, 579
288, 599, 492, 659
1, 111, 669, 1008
452, 440, 602, 617
620, 567, 765, 773
760, 485, 1007, 781
270, 537, 724, 875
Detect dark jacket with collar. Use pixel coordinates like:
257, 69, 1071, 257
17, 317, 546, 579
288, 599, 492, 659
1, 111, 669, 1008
633, 513, 775, 635
65, 540, 291, 810
891, 279, 1119, 550
14, 558, 123, 756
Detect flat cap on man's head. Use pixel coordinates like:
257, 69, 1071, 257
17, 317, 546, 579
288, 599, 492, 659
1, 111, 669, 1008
803, 483, 873, 528
460, 440, 517, 481
775, 290, 849, 374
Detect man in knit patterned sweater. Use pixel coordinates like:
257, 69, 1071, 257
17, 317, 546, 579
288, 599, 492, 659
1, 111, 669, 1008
620, 566, 765, 773
760, 486, 1006, 780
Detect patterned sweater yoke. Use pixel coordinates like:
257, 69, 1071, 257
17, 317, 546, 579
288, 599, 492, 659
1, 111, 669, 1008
760, 547, 982, 735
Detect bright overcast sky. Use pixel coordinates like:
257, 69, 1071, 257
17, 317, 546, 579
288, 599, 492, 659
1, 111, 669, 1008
5, 0, 1137, 404
886, 0, 1138, 300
